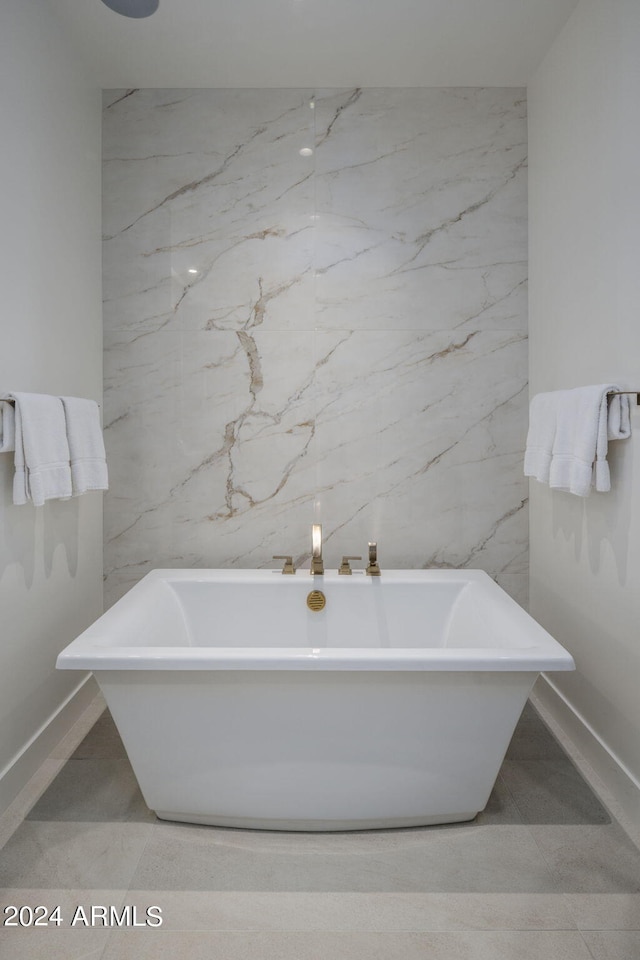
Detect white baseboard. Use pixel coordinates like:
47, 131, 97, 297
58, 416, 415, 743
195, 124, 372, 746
0, 674, 100, 818
532, 674, 640, 843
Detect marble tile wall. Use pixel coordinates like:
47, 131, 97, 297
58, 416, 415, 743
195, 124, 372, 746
103, 88, 528, 606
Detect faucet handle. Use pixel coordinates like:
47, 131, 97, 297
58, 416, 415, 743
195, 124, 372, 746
339, 555, 362, 576
273, 555, 295, 575
366, 541, 381, 576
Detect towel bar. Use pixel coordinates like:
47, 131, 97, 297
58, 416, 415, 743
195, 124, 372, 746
2, 396, 101, 407
607, 391, 640, 405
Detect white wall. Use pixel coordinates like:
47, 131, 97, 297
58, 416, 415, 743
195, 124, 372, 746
0, 0, 103, 812
528, 0, 640, 825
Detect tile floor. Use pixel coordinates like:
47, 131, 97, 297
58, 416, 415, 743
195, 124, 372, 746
1, 701, 639, 959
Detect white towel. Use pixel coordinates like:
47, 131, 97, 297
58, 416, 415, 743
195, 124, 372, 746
11, 392, 73, 506
523, 391, 559, 486
525, 384, 631, 497
0, 400, 16, 453
60, 396, 108, 496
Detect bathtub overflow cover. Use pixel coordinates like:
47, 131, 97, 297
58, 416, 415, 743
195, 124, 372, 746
306, 590, 326, 612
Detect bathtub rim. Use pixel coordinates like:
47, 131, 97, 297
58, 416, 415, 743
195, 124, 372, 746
56, 568, 575, 674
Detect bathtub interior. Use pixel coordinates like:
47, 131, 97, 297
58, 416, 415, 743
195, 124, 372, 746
169, 577, 473, 649
80, 571, 540, 651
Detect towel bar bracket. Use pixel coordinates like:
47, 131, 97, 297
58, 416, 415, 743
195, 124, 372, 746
607, 391, 640, 405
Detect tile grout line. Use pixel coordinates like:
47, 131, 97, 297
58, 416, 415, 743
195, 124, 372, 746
577, 928, 600, 960
493, 769, 525, 825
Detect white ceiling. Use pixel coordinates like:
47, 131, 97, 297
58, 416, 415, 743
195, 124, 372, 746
51, 0, 580, 89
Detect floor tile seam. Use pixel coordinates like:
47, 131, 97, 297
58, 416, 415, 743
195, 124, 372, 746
522, 820, 576, 893
121, 889, 578, 902
115, 887, 579, 934
24, 951, 104, 960
121, 829, 156, 900
560, 892, 640, 933
73, 945, 108, 960
87, 898, 147, 959
557, 894, 600, 935
144, 923, 583, 933
578, 928, 600, 960
96, 925, 120, 960
492, 769, 525, 824
98, 929, 608, 941
478, 818, 566, 892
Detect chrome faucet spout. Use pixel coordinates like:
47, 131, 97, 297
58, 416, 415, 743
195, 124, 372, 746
311, 524, 324, 575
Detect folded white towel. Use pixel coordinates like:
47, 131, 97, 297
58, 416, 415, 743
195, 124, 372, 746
11, 392, 73, 506
525, 384, 631, 497
0, 399, 16, 453
60, 396, 108, 496
523, 391, 559, 486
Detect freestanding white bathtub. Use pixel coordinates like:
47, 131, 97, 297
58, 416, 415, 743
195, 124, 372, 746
57, 569, 574, 831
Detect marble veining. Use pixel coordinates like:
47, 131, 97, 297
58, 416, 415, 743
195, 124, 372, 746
103, 88, 528, 606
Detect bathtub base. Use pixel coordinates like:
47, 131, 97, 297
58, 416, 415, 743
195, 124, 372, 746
153, 810, 479, 831
97, 668, 536, 832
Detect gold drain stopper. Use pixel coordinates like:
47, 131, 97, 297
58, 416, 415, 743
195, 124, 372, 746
306, 590, 326, 612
